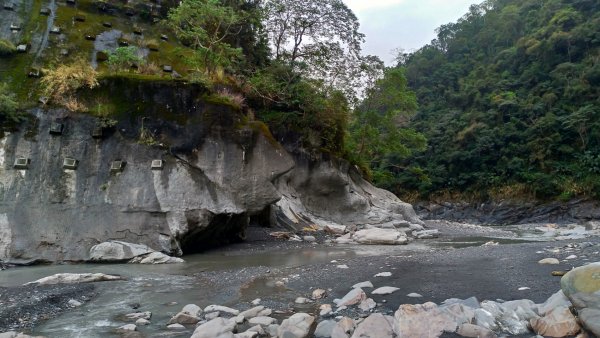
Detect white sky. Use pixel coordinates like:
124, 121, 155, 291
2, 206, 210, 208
344, 0, 484, 64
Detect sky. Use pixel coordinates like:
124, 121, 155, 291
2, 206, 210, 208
344, 0, 484, 65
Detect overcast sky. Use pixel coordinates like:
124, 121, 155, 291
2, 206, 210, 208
344, 0, 484, 65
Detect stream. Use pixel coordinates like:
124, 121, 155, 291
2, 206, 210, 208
1, 222, 593, 337
0, 246, 408, 337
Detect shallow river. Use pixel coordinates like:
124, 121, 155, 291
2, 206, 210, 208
0, 231, 543, 337
0, 246, 409, 337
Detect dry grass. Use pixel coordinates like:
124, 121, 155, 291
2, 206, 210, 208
41, 59, 98, 111
217, 88, 245, 109
137, 62, 161, 76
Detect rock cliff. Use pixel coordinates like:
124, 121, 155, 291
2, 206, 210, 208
0, 0, 422, 263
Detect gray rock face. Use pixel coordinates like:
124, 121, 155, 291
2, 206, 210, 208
272, 155, 422, 231
0, 106, 421, 262
0, 107, 294, 262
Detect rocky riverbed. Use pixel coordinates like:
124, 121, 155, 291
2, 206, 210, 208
1, 220, 599, 337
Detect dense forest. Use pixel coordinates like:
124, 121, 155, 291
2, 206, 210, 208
380, 0, 600, 201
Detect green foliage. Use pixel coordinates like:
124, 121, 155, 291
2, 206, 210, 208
247, 61, 351, 154
107, 47, 144, 71
167, 0, 244, 74
347, 68, 426, 186
0, 83, 24, 126
394, 0, 600, 200
0, 39, 17, 57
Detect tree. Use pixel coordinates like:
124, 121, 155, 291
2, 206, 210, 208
261, 0, 368, 101
348, 68, 426, 180
167, 0, 244, 74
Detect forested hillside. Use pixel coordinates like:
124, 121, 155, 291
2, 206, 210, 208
389, 0, 600, 201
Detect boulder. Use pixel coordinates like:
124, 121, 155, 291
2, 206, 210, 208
412, 230, 439, 239
24, 273, 123, 285
350, 313, 394, 338
539, 258, 560, 265
538, 290, 571, 316
181, 304, 203, 317
129, 252, 184, 264
456, 324, 497, 338
476, 300, 537, 335
530, 307, 580, 337
168, 312, 200, 325
334, 288, 367, 307
117, 324, 136, 331
315, 320, 336, 338
0, 333, 45, 338
352, 228, 408, 245
204, 305, 240, 315
331, 317, 355, 338
320, 304, 333, 316
561, 262, 600, 336
352, 281, 373, 289
312, 289, 327, 299
235, 331, 258, 338
167, 323, 186, 330
135, 318, 150, 326
191, 318, 236, 338
248, 316, 277, 326
561, 262, 600, 309
374, 272, 392, 277
578, 308, 600, 337
324, 225, 347, 235
359, 298, 377, 312
89, 241, 154, 262
240, 306, 265, 319
124, 312, 152, 321
393, 302, 458, 337
372, 287, 400, 295
277, 313, 315, 338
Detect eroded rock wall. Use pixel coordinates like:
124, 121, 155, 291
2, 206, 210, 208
273, 153, 423, 231
0, 104, 294, 263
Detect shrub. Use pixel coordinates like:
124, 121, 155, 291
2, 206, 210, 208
0, 39, 16, 57
0, 83, 23, 124
41, 59, 99, 111
107, 47, 144, 71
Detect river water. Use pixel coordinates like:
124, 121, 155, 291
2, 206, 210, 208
0, 228, 551, 337
0, 246, 410, 337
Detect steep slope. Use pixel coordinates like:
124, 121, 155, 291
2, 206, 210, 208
395, 0, 600, 200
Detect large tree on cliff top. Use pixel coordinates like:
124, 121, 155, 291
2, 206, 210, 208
262, 0, 368, 100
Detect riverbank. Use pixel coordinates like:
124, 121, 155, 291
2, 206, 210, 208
0, 220, 598, 337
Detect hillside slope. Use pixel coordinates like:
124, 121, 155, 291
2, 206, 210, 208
395, 0, 600, 200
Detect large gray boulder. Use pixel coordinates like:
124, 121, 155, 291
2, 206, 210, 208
561, 262, 600, 336
353, 228, 408, 245
191, 318, 236, 338
89, 241, 154, 262
277, 313, 314, 338
350, 313, 394, 338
